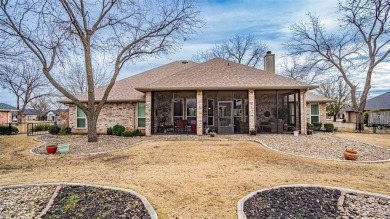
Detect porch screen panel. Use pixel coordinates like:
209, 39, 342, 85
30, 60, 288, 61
207, 99, 214, 126
173, 99, 184, 122
186, 98, 196, 126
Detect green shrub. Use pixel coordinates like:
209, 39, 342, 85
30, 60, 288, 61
107, 127, 113, 135
307, 123, 315, 130
324, 123, 334, 132
121, 131, 133, 137
112, 124, 125, 136
48, 125, 61, 135
312, 122, 322, 131
33, 124, 50, 132
132, 129, 142, 136
0, 125, 19, 135
58, 127, 72, 135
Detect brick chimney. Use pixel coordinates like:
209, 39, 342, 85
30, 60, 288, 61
264, 51, 275, 74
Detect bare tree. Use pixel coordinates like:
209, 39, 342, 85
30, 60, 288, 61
0, 62, 48, 124
29, 95, 51, 120
57, 61, 110, 95
280, 55, 332, 84
193, 34, 268, 68
318, 79, 351, 122
286, 0, 390, 128
0, 0, 202, 142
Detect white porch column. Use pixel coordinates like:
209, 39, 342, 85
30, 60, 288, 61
300, 89, 307, 135
248, 89, 256, 133
145, 91, 152, 136
196, 90, 203, 136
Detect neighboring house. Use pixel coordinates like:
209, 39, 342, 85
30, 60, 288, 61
12, 109, 38, 123
305, 92, 334, 124
61, 51, 333, 135
345, 92, 390, 123
46, 109, 69, 122
0, 103, 16, 124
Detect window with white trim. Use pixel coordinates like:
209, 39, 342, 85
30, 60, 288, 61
137, 103, 146, 128
76, 106, 87, 128
311, 103, 319, 123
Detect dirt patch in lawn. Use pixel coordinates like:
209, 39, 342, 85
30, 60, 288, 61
1, 135, 390, 218
335, 132, 390, 149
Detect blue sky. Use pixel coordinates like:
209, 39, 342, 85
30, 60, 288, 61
1, 0, 389, 106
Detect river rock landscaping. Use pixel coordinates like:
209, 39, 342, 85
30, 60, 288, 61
32, 133, 390, 162
0, 184, 152, 219
243, 186, 390, 219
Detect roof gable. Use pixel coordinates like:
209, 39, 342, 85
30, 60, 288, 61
306, 92, 334, 103
364, 92, 390, 110
136, 58, 318, 91
0, 103, 16, 111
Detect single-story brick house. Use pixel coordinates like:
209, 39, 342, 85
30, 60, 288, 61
345, 92, 390, 123
61, 52, 332, 135
0, 103, 16, 124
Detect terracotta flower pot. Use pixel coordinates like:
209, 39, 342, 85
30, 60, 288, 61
46, 144, 58, 154
344, 150, 358, 160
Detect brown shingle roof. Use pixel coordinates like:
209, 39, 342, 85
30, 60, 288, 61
60, 61, 198, 103
306, 92, 334, 103
136, 58, 318, 91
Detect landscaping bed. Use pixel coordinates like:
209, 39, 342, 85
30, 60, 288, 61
259, 133, 390, 161
32, 133, 390, 161
242, 186, 390, 219
0, 184, 154, 219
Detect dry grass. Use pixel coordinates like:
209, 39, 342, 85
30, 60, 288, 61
1, 135, 390, 219
336, 132, 390, 149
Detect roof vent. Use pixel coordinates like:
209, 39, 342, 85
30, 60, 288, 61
182, 61, 188, 64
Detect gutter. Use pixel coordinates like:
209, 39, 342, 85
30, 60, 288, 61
135, 85, 319, 92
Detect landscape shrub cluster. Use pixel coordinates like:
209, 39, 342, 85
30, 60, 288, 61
0, 125, 19, 135
107, 124, 143, 137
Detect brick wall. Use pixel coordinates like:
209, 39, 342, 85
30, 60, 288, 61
0, 111, 12, 124
69, 102, 137, 134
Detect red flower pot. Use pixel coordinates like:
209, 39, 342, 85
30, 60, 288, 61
46, 145, 58, 154
344, 150, 358, 160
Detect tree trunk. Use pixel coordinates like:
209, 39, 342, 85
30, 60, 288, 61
356, 112, 364, 131
333, 115, 337, 122
87, 114, 98, 142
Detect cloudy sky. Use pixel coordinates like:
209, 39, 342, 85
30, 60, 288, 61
1, 0, 389, 106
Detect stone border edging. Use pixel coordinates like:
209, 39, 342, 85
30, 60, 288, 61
29, 135, 390, 163
0, 182, 158, 219
237, 184, 390, 219
257, 139, 390, 163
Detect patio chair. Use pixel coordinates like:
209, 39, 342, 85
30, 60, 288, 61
175, 120, 187, 133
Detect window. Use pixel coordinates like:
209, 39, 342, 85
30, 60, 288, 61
207, 99, 214, 126
173, 98, 184, 123
311, 103, 319, 123
27, 115, 32, 121
76, 107, 86, 128
186, 99, 196, 126
137, 103, 146, 128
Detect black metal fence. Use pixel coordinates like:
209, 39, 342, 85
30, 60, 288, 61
0, 123, 19, 135
27, 122, 55, 136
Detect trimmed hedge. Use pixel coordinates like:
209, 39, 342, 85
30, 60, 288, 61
307, 123, 315, 130
112, 124, 125, 136
312, 122, 322, 131
48, 125, 61, 135
33, 124, 50, 132
0, 125, 19, 135
121, 131, 134, 137
132, 129, 142, 136
324, 123, 334, 132
107, 127, 113, 135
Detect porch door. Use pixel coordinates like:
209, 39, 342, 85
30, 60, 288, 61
218, 101, 234, 134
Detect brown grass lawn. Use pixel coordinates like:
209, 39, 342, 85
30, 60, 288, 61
336, 132, 390, 149
1, 135, 390, 219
